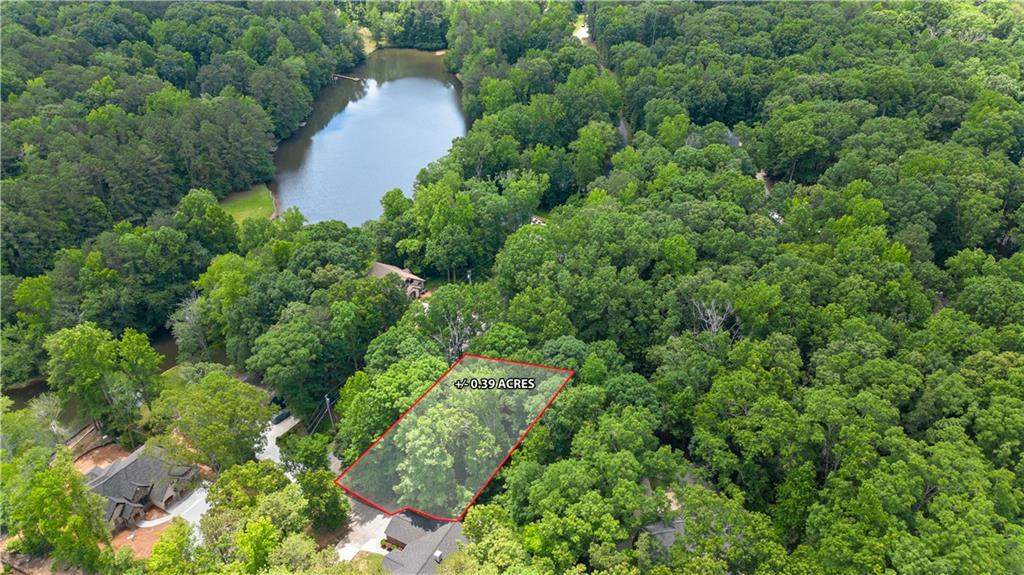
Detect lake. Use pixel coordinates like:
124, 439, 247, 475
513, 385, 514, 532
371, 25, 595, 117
272, 49, 467, 225
1, 50, 462, 415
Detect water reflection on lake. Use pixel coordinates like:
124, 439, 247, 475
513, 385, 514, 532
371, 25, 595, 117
2, 50, 461, 420
272, 49, 467, 225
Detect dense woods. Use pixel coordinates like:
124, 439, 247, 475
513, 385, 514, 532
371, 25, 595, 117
1, 2, 363, 276
2, 1, 1024, 574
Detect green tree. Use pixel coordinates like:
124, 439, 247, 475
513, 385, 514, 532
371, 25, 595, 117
247, 303, 325, 419
207, 460, 291, 512
147, 518, 197, 575
150, 370, 271, 470
253, 483, 308, 535
172, 188, 239, 256
407, 283, 500, 362
507, 285, 576, 344
0, 394, 64, 462
45, 323, 161, 436
279, 433, 331, 474
248, 65, 313, 138
334, 355, 448, 462
6, 449, 112, 572
656, 112, 691, 151
235, 516, 280, 574
298, 468, 350, 531
569, 120, 617, 190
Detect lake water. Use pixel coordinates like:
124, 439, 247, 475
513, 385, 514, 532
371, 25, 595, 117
2, 50, 460, 414
272, 49, 467, 225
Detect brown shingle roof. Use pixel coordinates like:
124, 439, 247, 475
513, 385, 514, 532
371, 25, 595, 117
369, 262, 425, 283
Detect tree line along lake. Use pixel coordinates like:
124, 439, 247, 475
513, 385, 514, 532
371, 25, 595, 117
2, 48, 467, 417
271, 48, 468, 225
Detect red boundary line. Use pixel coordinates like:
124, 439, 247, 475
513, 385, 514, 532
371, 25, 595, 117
333, 353, 575, 523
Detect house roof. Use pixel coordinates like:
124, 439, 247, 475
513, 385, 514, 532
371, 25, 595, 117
369, 262, 425, 283
86, 445, 194, 522
384, 520, 465, 575
643, 516, 685, 548
384, 512, 439, 545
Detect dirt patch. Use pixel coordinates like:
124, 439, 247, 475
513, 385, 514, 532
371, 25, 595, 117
197, 464, 216, 481
0, 538, 83, 575
73, 443, 131, 474
111, 522, 172, 560
312, 524, 349, 549
143, 507, 168, 521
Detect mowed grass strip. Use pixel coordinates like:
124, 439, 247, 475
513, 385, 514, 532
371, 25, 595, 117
220, 184, 274, 222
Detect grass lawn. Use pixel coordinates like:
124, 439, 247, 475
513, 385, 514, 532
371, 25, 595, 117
350, 552, 386, 574
220, 184, 274, 223
161, 364, 185, 381
424, 277, 451, 292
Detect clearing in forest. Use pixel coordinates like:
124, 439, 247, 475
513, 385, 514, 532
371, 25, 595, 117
335, 354, 574, 521
219, 184, 275, 222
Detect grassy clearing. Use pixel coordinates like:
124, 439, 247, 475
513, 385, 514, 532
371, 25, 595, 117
162, 364, 184, 380
220, 184, 274, 223
424, 277, 451, 292
160, 365, 190, 395
351, 552, 385, 573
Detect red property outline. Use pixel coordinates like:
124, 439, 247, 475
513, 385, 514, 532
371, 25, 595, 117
333, 353, 575, 522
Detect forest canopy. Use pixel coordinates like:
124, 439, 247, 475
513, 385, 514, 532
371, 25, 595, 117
1, 1, 364, 276
2, 1, 1024, 574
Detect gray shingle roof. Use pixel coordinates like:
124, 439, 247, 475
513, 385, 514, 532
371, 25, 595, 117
86, 445, 195, 523
644, 517, 685, 548
384, 512, 438, 545
384, 516, 465, 575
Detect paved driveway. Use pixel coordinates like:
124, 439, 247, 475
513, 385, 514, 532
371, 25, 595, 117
135, 486, 210, 529
173, 486, 211, 526
258, 415, 300, 464
336, 498, 389, 560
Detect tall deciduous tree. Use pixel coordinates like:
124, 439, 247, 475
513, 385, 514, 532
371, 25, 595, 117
44, 322, 161, 436
150, 370, 271, 470
569, 120, 617, 190
207, 460, 291, 512
298, 468, 350, 531
408, 283, 500, 362
147, 518, 198, 575
235, 516, 280, 574
6, 449, 112, 572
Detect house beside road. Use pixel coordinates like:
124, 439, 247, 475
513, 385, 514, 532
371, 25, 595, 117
382, 512, 465, 574
86, 445, 197, 532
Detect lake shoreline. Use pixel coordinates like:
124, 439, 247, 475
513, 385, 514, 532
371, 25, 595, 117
2, 375, 46, 392
264, 48, 466, 226
221, 47, 462, 226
